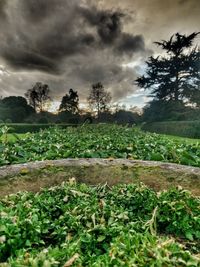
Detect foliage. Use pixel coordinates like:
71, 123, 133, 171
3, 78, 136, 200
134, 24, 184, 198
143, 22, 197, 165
0, 125, 199, 167
0, 182, 199, 265
142, 99, 199, 122
114, 109, 141, 124
0, 123, 76, 134
136, 32, 200, 105
59, 89, 79, 114
88, 82, 112, 118
2, 97, 29, 109
142, 120, 200, 139
0, 96, 35, 123
157, 187, 200, 241
25, 82, 51, 112
37, 117, 49, 124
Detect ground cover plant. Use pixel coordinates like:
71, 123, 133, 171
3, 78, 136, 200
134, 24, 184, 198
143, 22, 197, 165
0, 181, 199, 266
0, 124, 200, 167
0, 124, 76, 134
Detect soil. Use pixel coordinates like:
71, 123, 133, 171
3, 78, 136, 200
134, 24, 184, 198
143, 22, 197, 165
0, 159, 200, 197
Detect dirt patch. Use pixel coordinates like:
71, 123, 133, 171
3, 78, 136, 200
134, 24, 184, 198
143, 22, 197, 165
0, 159, 200, 197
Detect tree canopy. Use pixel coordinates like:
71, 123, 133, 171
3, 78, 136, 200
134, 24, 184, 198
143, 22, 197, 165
25, 82, 51, 112
136, 32, 200, 106
59, 89, 79, 114
88, 82, 112, 118
0, 96, 34, 122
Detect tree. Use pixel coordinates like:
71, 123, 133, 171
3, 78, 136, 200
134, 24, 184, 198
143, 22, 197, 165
136, 32, 200, 105
2, 96, 31, 109
0, 96, 35, 122
142, 99, 199, 122
59, 89, 79, 114
25, 82, 51, 112
88, 82, 111, 119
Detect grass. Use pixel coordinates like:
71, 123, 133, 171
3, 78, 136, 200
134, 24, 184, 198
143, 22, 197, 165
160, 134, 200, 144
142, 120, 200, 139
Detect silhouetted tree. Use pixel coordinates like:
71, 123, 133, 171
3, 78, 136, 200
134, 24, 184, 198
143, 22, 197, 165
2, 96, 29, 109
113, 109, 141, 125
136, 32, 200, 105
88, 82, 111, 119
0, 96, 35, 122
59, 89, 79, 114
25, 82, 51, 112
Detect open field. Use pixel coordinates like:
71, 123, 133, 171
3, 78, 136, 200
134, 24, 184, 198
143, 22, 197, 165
161, 134, 200, 144
142, 121, 200, 139
0, 124, 200, 167
0, 130, 200, 145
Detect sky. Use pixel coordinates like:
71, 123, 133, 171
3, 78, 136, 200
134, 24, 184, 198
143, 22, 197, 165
0, 0, 199, 110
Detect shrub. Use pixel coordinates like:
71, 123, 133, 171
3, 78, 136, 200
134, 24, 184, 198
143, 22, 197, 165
37, 117, 49, 124
5, 119, 12, 124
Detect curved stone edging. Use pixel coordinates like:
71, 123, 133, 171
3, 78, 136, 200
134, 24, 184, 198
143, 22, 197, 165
0, 158, 200, 179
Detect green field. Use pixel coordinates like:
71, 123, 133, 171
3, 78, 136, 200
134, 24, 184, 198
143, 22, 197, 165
161, 134, 200, 144
0, 124, 200, 167
0, 181, 200, 266
142, 121, 200, 139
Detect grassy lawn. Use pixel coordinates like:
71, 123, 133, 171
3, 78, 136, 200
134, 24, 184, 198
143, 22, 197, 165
160, 133, 200, 144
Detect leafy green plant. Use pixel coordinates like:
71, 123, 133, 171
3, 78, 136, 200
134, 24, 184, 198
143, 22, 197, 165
0, 125, 199, 167
0, 182, 199, 266
0, 125, 12, 165
157, 187, 200, 241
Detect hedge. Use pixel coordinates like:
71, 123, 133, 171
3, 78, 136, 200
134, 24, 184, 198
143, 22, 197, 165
0, 123, 77, 133
142, 121, 200, 139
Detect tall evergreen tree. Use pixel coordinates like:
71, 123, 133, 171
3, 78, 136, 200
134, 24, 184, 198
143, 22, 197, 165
136, 32, 200, 105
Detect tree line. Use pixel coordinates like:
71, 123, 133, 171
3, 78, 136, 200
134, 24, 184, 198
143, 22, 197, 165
0, 82, 140, 124
0, 32, 199, 124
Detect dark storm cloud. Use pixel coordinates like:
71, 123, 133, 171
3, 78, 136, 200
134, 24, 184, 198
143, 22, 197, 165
0, 1, 93, 73
0, 0, 7, 20
0, 0, 199, 105
117, 33, 145, 54
20, 0, 62, 22
80, 6, 145, 53
0, 0, 146, 74
79, 6, 123, 43
2, 49, 59, 74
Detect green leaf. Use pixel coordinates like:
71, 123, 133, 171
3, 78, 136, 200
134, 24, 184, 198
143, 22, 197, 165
185, 231, 194, 241
97, 235, 106, 242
